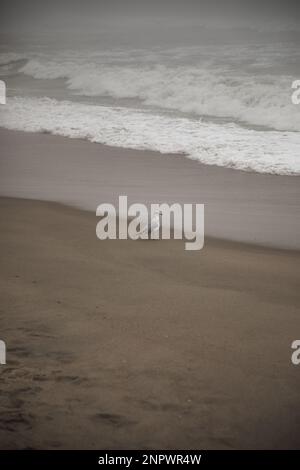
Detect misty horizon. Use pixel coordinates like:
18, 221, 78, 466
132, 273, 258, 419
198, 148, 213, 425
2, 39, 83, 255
1, 0, 299, 36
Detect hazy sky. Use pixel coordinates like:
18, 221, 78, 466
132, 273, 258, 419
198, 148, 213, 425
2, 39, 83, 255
1, 0, 299, 31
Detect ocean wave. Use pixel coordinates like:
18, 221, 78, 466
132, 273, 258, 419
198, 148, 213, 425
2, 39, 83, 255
0, 52, 28, 65
19, 57, 300, 132
1, 96, 299, 175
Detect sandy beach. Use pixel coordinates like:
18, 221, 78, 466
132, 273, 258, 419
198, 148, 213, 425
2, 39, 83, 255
0, 130, 300, 449
1, 0, 300, 459
1, 129, 299, 250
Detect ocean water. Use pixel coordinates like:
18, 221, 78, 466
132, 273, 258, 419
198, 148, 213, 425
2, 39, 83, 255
0, 27, 299, 175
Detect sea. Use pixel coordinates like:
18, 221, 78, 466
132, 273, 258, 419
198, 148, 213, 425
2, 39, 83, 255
0, 20, 299, 175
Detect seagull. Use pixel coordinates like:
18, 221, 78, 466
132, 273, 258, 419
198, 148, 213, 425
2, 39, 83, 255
139, 209, 162, 239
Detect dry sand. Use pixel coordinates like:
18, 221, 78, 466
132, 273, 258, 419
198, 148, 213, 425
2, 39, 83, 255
0, 197, 300, 449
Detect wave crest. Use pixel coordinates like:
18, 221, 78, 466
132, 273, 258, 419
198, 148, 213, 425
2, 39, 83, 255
1, 96, 299, 175
19, 58, 300, 131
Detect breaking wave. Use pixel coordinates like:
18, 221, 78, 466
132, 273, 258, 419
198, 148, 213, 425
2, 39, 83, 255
18, 55, 300, 132
1, 96, 299, 175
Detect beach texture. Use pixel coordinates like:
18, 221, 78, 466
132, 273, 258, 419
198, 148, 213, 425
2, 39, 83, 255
0, 196, 300, 449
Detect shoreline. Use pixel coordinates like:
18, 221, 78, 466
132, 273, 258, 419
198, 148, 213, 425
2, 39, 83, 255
0, 196, 300, 449
0, 128, 299, 250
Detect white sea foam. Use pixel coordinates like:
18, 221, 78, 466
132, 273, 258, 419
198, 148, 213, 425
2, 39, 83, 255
18, 53, 300, 132
1, 96, 299, 175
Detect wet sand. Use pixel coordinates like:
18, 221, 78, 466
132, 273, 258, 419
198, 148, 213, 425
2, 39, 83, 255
0, 197, 300, 449
0, 128, 299, 249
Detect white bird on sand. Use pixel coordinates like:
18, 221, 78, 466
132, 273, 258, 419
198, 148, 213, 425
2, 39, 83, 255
140, 209, 162, 239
